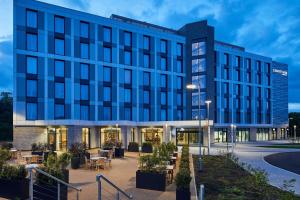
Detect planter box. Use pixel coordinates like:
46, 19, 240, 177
0, 178, 29, 199
141, 146, 153, 153
136, 170, 166, 191
71, 157, 80, 169
32, 151, 43, 156
34, 182, 68, 200
115, 148, 124, 158
128, 144, 139, 152
176, 188, 190, 200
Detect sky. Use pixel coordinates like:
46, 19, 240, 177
0, 0, 299, 111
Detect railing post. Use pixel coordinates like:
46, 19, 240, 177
29, 167, 33, 200
116, 191, 120, 200
199, 184, 204, 200
57, 182, 61, 200
77, 191, 79, 200
96, 175, 102, 200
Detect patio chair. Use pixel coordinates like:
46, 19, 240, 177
96, 158, 105, 171
105, 151, 113, 167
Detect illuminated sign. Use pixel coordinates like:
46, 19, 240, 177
273, 69, 288, 76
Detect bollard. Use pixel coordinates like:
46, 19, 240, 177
199, 184, 204, 200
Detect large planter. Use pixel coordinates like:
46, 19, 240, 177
176, 188, 190, 200
141, 145, 153, 153
71, 157, 80, 169
115, 148, 124, 158
32, 151, 43, 156
34, 182, 68, 200
79, 153, 86, 165
0, 178, 29, 199
128, 143, 139, 152
136, 170, 166, 191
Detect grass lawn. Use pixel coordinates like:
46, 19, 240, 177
193, 155, 300, 200
258, 143, 300, 149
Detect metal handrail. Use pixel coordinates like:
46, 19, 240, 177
96, 174, 133, 200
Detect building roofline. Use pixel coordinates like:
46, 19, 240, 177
215, 40, 245, 51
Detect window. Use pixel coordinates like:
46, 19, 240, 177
223, 83, 229, 94
246, 86, 251, 97
54, 16, 65, 34
143, 54, 150, 68
161, 109, 167, 121
124, 31, 132, 46
26, 10, 37, 28
235, 98, 240, 109
192, 59, 206, 73
160, 74, 167, 88
224, 68, 229, 80
234, 69, 240, 81
80, 84, 89, 100
103, 67, 111, 82
55, 38, 64, 55
257, 87, 261, 98
124, 107, 131, 120
192, 41, 206, 56
161, 92, 167, 105
124, 69, 131, 84
246, 72, 251, 82
103, 27, 112, 43
235, 56, 240, 67
265, 63, 271, 73
192, 92, 206, 106
103, 106, 112, 120
27, 56, 37, 74
27, 80, 37, 97
256, 61, 261, 71
26, 103, 37, 120
224, 53, 229, 65
192, 75, 206, 89
246, 99, 251, 110
55, 82, 64, 99
80, 105, 89, 120
80, 63, 89, 80
55, 104, 64, 119
177, 60, 182, 73
80, 43, 89, 59
177, 43, 183, 56
143, 36, 150, 50
160, 57, 167, 71
103, 86, 111, 101
143, 90, 150, 104
266, 88, 271, 99
177, 76, 182, 90
143, 72, 150, 86
177, 93, 182, 106
124, 88, 131, 103
224, 98, 229, 109
246, 58, 251, 70
103, 47, 111, 62
257, 73, 261, 84
144, 108, 150, 121
177, 109, 183, 120
55, 60, 64, 77
27, 33, 37, 51
124, 50, 132, 65
80, 22, 89, 38
160, 40, 167, 53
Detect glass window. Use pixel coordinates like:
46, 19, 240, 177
80, 105, 89, 120
124, 50, 132, 65
27, 33, 37, 51
103, 47, 112, 62
124, 107, 131, 120
160, 40, 167, 53
192, 59, 206, 73
26, 103, 37, 120
143, 54, 150, 68
144, 108, 150, 121
223, 83, 229, 94
177, 76, 182, 90
27, 56, 37, 74
55, 104, 64, 119
234, 69, 240, 81
266, 88, 271, 99
103, 67, 111, 82
224, 53, 229, 65
143, 90, 150, 104
161, 92, 167, 105
80, 84, 89, 100
55, 38, 64, 55
177, 60, 182, 73
246, 72, 251, 82
160, 74, 167, 88
177, 110, 183, 120
143, 72, 150, 86
161, 57, 167, 71
177, 93, 182, 106
192, 92, 206, 106
55, 82, 64, 99
124, 88, 131, 103
256, 61, 261, 71
177, 43, 183, 56
192, 109, 206, 119
224, 68, 229, 80
55, 16, 65, 34
81, 63, 89, 80
80, 22, 89, 38
26, 10, 37, 28
124, 69, 131, 84
55, 60, 64, 77
246, 86, 251, 96
192, 41, 206, 56
103, 86, 111, 101
124, 31, 132, 46
235, 56, 240, 67
192, 75, 206, 89
80, 43, 89, 59
161, 109, 167, 121
143, 36, 150, 50
246, 58, 251, 70
103, 27, 112, 42
103, 106, 112, 120
27, 80, 37, 97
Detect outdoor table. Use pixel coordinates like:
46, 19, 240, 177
90, 156, 107, 160
166, 165, 175, 183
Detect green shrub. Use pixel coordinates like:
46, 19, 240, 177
57, 153, 71, 169
0, 165, 27, 180
103, 141, 115, 149
0, 148, 11, 166
36, 166, 65, 185
175, 168, 192, 189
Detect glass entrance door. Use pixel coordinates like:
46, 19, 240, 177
176, 128, 202, 146
214, 128, 228, 143
47, 128, 68, 151
141, 128, 163, 146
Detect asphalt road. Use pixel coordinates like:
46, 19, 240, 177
264, 151, 300, 175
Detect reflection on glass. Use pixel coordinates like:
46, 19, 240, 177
82, 128, 90, 148
101, 127, 121, 146
192, 41, 206, 56
47, 128, 68, 151
141, 128, 163, 146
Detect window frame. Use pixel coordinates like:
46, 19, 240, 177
55, 38, 65, 55
26, 33, 38, 52
54, 103, 65, 119
80, 21, 90, 39
26, 9, 38, 28
54, 15, 65, 34
54, 82, 65, 99
26, 56, 38, 75
124, 31, 132, 47
103, 26, 112, 43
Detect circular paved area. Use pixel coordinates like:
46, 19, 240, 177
264, 151, 300, 175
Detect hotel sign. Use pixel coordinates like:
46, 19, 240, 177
273, 69, 288, 76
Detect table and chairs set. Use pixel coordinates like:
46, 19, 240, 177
85, 149, 113, 171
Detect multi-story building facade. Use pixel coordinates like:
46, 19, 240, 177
13, 0, 288, 150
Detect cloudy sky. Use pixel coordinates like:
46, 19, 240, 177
0, 0, 299, 111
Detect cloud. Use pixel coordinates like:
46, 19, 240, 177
0, 39, 13, 92
289, 103, 300, 112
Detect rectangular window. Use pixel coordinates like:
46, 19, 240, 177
246, 72, 251, 82
103, 27, 112, 43
80, 63, 89, 80
161, 92, 167, 105
80, 84, 89, 100
103, 86, 111, 101
160, 74, 167, 88
27, 56, 37, 74
124, 69, 132, 85
124, 31, 132, 46
192, 41, 206, 56
246, 99, 251, 110
177, 93, 182, 106
124, 50, 132, 65
27, 80, 37, 97
266, 63, 271, 73
257, 87, 261, 98
55, 60, 64, 77
55, 38, 65, 55
224, 68, 229, 80
143, 72, 150, 86
54, 16, 65, 34
256, 61, 261, 71
161, 109, 167, 121
192, 75, 206, 89
55, 104, 64, 119
177, 60, 182, 73
124, 107, 131, 120
192, 58, 206, 73
160, 57, 167, 71
177, 109, 183, 120
266, 88, 271, 99
160, 40, 167, 53
235, 56, 240, 67
55, 82, 64, 99
143, 54, 150, 68
143, 90, 150, 104
257, 73, 261, 84
223, 83, 229, 94
246, 58, 251, 70
177, 76, 183, 90
27, 33, 37, 51
246, 86, 251, 96
143, 35, 150, 50
192, 92, 206, 106
144, 108, 150, 121
103, 47, 112, 62
234, 69, 240, 81
80, 105, 89, 120
224, 53, 229, 65
124, 88, 131, 103
26, 9, 37, 28
177, 43, 183, 56
80, 21, 89, 38
103, 67, 111, 82
103, 106, 112, 120
26, 103, 37, 120
80, 43, 89, 59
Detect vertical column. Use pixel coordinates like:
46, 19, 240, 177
116, 28, 120, 120
136, 33, 139, 121
95, 25, 98, 121
44, 12, 48, 120
154, 38, 157, 121
71, 19, 75, 119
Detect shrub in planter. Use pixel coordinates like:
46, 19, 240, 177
69, 143, 83, 169
142, 142, 153, 153
0, 148, 11, 166
175, 168, 192, 200
128, 142, 139, 152
136, 170, 166, 191
103, 141, 115, 150
0, 142, 13, 150
115, 141, 124, 158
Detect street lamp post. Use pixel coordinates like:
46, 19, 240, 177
205, 100, 212, 155
230, 124, 236, 153
294, 125, 297, 142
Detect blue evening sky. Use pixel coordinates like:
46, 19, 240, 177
0, 0, 299, 111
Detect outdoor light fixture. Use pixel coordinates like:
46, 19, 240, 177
294, 125, 297, 141
205, 100, 212, 155
186, 84, 197, 89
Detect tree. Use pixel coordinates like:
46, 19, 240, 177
289, 112, 300, 138
0, 92, 13, 141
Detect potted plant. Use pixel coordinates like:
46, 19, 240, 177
114, 141, 124, 158
128, 142, 139, 152
141, 142, 153, 153
31, 143, 44, 156
175, 168, 191, 200
69, 143, 81, 169
103, 141, 114, 150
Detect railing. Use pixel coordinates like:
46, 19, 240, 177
27, 165, 82, 200
96, 174, 133, 200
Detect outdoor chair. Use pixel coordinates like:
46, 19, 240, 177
85, 156, 92, 169
105, 151, 113, 167
96, 159, 106, 171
